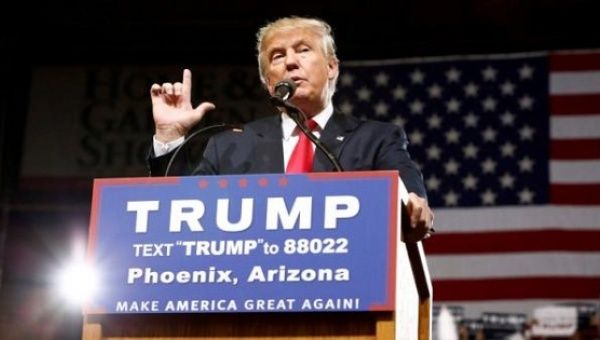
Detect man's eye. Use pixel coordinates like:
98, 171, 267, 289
272, 53, 284, 61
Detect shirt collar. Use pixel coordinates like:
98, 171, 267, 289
281, 102, 334, 140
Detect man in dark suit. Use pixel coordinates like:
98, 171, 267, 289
148, 16, 434, 240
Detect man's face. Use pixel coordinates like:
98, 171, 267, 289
262, 27, 338, 114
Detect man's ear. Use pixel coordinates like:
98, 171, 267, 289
328, 57, 339, 80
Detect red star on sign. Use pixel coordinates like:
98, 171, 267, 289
218, 179, 228, 188
198, 179, 209, 189
238, 178, 248, 188
278, 177, 288, 186
258, 178, 269, 187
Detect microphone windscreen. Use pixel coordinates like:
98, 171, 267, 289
274, 79, 296, 100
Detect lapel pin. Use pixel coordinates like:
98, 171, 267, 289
336, 136, 345, 141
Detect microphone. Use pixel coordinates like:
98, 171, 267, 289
268, 79, 344, 172
270, 79, 297, 106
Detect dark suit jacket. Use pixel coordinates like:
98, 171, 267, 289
149, 113, 427, 198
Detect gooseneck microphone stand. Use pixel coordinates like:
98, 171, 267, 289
164, 123, 240, 176
270, 95, 344, 172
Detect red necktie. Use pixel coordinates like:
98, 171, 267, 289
286, 119, 318, 173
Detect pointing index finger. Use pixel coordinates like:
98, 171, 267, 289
182, 68, 192, 101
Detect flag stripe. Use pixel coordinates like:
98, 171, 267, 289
550, 160, 600, 183
434, 277, 600, 301
550, 52, 600, 71
424, 230, 600, 254
429, 253, 600, 279
550, 115, 600, 138
550, 184, 600, 204
434, 206, 600, 231
549, 51, 600, 212
550, 71, 600, 94
550, 94, 600, 115
551, 139, 600, 159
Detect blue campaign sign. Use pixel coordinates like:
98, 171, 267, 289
85, 171, 400, 314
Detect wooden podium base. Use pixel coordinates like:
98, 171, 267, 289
82, 312, 395, 340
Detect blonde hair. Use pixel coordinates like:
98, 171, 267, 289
256, 16, 339, 97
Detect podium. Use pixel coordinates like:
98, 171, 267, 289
82, 171, 432, 339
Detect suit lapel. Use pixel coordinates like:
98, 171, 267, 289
250, 116, 285, 173
247, 113, 360, 173
313, 113, 361, 172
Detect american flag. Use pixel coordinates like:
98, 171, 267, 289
335, 50, 600, 316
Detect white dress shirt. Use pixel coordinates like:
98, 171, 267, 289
280, 103, 333, 168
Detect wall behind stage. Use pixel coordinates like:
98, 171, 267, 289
21, 66, 272, 178
6, 65, 272, 338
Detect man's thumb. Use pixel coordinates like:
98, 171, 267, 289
193, 102, 216, 119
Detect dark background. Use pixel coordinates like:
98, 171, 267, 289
0, 1, 598, 338
3, 1, 599, 65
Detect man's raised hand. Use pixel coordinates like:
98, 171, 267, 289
150, 69, 215, 142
